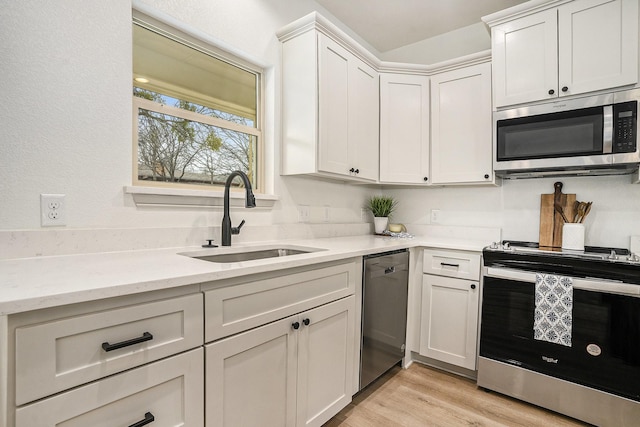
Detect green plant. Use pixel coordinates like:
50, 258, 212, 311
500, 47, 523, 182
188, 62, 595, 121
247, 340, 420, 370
366, 195, 397, 217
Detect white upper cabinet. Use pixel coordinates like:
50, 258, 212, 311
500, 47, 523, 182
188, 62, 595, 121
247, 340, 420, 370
280, 23, 379, 182
379, 73, 430, 184
430, 63, 493, 185
490, 0, 638, 107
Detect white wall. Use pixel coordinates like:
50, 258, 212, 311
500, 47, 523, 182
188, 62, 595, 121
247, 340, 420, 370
0, 0, 378, 236
386, 175, 640, 249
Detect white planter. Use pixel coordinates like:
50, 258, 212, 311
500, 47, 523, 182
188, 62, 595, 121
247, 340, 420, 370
373, 217, 389, 234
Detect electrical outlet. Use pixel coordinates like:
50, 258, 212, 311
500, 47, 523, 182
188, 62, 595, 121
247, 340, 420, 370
430, 209, 441, 224
41, 194, 66, 227
297, 205, 310, 223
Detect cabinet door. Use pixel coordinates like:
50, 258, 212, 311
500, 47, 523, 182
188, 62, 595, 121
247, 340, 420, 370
205, 316, 298, 427
379, 73, 430, 184
492, 9, 558, 107
296, 296, 355, 427
419, 275, 479, 370
430, 63, 493, 184
558, 0, 638, 96
318, 35, 350, 177
349, 59, 379, 181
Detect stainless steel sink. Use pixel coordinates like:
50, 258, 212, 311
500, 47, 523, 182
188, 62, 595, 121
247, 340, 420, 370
181, 246, 322, 263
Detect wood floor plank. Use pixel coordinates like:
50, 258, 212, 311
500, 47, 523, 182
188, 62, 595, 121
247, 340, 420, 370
324, 363, 590, 427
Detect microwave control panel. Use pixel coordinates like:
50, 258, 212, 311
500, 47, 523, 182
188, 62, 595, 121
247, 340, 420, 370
613, 101, 637, 153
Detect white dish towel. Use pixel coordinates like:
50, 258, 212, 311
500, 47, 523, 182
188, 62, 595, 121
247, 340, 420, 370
534, 273, 573, 347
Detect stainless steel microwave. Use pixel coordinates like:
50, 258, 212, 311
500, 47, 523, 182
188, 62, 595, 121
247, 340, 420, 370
494, 89, 640, 178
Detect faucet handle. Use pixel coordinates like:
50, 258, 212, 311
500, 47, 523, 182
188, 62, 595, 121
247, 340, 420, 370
231, 219, 246, 235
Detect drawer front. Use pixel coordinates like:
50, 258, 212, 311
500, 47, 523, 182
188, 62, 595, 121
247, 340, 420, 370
423, 249, 480, 280
15, 348, 204, 427
205, 261, 357, 342
15, 293, 203, 405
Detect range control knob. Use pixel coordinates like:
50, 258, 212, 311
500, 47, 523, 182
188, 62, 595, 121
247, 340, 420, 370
490, 242, 499, 249
627, 253, 639, 262
608, 250, 619, 261
503, 241, 511, 250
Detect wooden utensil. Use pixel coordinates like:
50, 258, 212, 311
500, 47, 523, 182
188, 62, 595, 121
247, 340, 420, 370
539, 182, 576, 249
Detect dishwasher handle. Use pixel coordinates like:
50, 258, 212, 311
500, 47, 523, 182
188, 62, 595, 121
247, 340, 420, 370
384, 266, 396, 274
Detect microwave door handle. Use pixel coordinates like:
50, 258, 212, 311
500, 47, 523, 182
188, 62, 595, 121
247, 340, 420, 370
485, 267, 640, 297
603, 105, 613, 154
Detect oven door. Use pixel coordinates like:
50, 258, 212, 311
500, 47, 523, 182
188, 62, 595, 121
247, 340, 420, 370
480, 267, 640, 402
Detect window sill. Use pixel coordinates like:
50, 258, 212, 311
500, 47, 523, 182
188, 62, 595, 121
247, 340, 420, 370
124, 186, 278, 208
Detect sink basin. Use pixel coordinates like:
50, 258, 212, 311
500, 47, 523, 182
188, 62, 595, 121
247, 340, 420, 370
181, 246, 323, 263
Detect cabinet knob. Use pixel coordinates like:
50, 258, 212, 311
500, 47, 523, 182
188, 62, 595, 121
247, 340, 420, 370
423, 177, 428, 182
349, 168, 355, 173
471, 284, 476, 290
484, 174, 490, 179
354, 169, 360, 174
303, 318, 310, 326
548, 89, 555, 95
292, 321, 300, 330
562, 86, 568, 92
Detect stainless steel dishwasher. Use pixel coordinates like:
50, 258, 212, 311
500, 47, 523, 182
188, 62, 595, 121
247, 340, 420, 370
360, 249, 409, 390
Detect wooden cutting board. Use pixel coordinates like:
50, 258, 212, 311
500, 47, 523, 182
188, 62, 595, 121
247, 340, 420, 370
539, 182, 576, 249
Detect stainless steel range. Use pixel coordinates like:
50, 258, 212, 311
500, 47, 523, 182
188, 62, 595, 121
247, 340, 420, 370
479, 241, 640, 426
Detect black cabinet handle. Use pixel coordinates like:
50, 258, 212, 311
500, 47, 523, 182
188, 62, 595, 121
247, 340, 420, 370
129, 412, 155, 427
423, 177, 428, 182
471, 284, 477, 290
548, 89, 555, 95
292, 321, 300, 330
484, 174, 490, 179
303, 318, 310, 326
562, 86, 568, 92
440, 262, 459, 268
102, 332, 153, 352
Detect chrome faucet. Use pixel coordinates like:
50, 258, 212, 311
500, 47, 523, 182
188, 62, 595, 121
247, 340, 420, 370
221, 171, 256, 246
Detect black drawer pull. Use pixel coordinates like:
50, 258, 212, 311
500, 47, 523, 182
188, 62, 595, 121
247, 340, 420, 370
440, 262, 459, 268
129, 412, 155, 427
102, 332, 153, 352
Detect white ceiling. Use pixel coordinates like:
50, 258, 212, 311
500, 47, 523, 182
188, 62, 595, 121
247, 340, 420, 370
315, 0, 529, 52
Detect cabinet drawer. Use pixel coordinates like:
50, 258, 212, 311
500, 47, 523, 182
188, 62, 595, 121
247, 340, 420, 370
15, 293, 203, 405
205, 261, 357, 342
15, 348, 204, 427
423, 249, 480, 281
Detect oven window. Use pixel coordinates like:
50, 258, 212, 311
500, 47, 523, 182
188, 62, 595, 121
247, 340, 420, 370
481, 276, 640, 402
497, 106, 604, 161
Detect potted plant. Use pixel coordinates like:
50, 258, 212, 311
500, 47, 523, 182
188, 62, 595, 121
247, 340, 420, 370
366, 195, 397, 234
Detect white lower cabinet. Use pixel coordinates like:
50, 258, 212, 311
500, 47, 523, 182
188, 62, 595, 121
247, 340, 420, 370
419, 249, 481, 371
205, 296, 355, 427
15, 348, 204, 427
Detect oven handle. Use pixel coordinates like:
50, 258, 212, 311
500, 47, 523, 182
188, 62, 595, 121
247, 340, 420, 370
485, 267, 640, 297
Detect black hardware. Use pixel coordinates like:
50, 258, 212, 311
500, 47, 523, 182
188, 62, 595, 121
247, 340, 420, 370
471, 284, 476, 289
349, 168, 355, 173
484, 174, 490, 179
202, 239, 218, 248
423, 177, 428, 181
303, 318, 310, 326
354, 169, 360, 174
102, 332, 153, 352
384, 266, 396, 274
231, 219, 246, 235
129, 412, 155, 427
548, 89, 555, 95
221, 171, 256, 246
562, 86, 568, 92
292, 321, 300, 330
440, 262, 460, 268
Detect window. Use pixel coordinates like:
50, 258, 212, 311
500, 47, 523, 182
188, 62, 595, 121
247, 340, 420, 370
132, 21, 262, 191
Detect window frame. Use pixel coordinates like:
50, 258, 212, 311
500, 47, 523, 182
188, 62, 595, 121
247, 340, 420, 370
131, 16, 265, 193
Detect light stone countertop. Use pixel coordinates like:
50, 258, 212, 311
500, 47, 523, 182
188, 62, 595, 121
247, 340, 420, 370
0, 234, 494, 316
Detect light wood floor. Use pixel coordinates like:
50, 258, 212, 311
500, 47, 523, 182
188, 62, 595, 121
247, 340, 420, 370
324, 363, 591, 427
